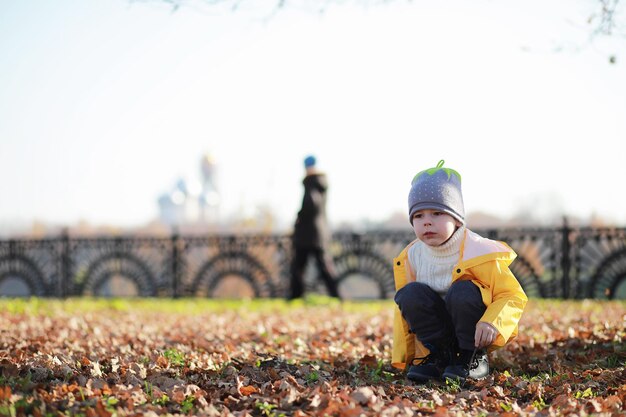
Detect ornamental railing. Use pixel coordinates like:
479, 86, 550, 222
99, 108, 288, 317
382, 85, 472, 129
1, 222, 625, 299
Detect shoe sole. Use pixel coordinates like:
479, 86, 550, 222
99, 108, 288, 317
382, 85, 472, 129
442, 372, 489, 381
441, 372, 466, 382
407, 374, 438, 383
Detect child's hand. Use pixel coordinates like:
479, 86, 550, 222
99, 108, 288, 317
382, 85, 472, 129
475, 322, 498, 348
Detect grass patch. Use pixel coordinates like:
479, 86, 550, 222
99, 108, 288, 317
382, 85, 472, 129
0, 295, 394, 316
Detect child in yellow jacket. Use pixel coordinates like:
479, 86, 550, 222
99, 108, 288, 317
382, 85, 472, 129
393, 160, 527, 382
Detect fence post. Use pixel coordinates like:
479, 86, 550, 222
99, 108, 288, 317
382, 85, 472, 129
171, 230, 180, 298
560, 217, 571, 299
60, 228, 70, 298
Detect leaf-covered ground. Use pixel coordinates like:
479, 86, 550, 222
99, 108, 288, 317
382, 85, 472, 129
0, 298, 624, 417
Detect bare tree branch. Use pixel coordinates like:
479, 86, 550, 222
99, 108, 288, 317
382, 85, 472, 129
137, 0, 624, 64
139, 0, 624, 35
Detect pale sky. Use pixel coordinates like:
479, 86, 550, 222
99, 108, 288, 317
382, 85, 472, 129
1, 0, 625, 234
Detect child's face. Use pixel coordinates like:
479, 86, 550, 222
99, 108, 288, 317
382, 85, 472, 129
412, 209, 461, 246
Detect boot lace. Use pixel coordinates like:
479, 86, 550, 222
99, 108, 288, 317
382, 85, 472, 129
466, 348, 479, 370
411, 352, 436, 366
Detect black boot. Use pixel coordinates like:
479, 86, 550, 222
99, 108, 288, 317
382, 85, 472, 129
407, 344, 453, 383
442, 348, 489, 381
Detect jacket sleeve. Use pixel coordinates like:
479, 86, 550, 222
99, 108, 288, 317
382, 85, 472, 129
472, 259, 528, 345
298, 190, 319, 218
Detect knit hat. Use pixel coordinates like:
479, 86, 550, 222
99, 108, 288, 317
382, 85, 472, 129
408, 160, 464, 225
304, 155, 316, 168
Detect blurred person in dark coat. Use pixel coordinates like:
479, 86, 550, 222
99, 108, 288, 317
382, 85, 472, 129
288, 155, 340, 300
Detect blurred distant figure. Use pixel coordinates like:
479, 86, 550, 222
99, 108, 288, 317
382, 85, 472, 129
288, 155, 340, 300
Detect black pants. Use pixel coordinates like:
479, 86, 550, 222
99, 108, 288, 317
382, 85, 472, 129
289, 246, 339, 299
394, 280, 486, 351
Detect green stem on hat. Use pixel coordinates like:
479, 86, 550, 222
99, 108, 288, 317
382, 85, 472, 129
411, 159, 462, 184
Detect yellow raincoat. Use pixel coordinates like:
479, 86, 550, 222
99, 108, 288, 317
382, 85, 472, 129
391, 229, 528, 370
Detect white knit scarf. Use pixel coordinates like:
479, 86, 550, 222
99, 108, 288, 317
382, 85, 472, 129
408, 225, 465, 296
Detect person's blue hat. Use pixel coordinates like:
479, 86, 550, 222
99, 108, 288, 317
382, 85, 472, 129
304, 155, 316, 168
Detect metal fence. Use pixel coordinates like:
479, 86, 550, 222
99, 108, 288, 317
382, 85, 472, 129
1, 221, 625, 299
